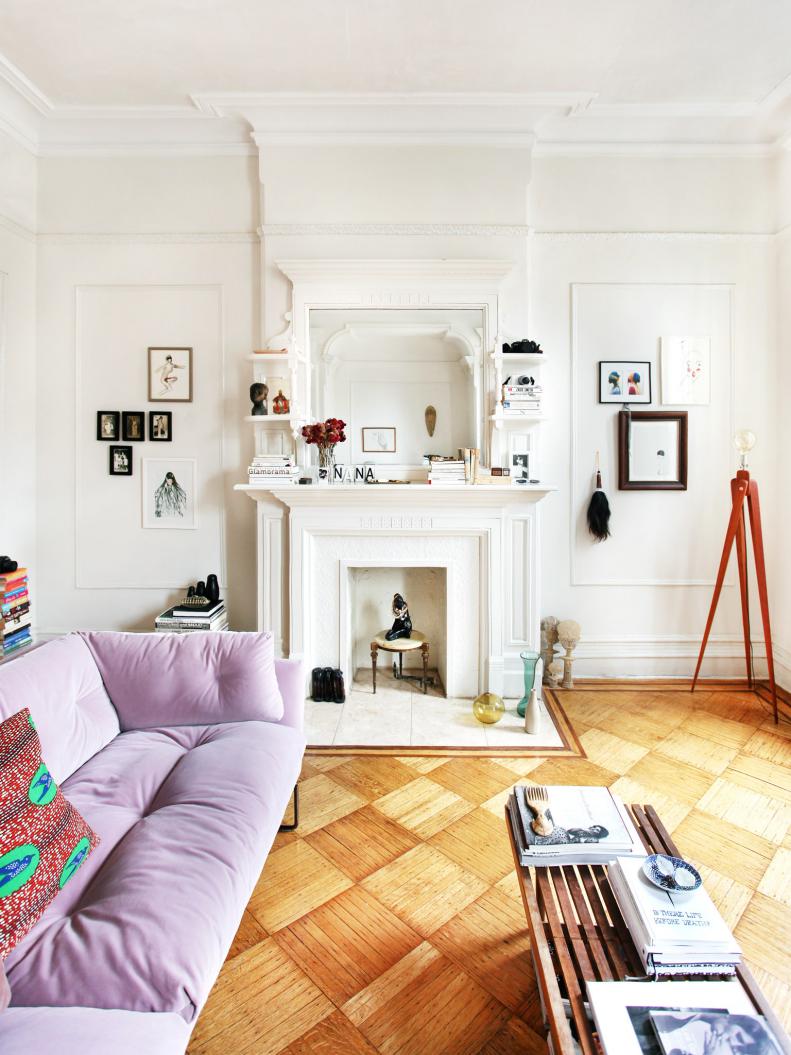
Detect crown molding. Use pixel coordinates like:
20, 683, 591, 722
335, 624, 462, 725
0, 210, 36, 242
252, 131, 535, 148
276, 257, 515, 288
533, 229, 774, 243
260, 223, 530, 237
0, 52, 53, 115
194, 90, 598, 114
36, 229, 257, 245
533, 140, 779, 158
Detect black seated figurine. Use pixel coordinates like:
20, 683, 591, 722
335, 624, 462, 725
250, 382, 269, 416
385, 592, 413, 641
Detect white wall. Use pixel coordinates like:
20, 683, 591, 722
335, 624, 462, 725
773, 151, 791, 687
34, 156, 259, 633
9, 138, 786, 690
0, 129, 37, 577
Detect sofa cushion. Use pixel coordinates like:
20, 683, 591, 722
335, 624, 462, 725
0, 1007, 190, 1055
79, 631, 284, 729
0, 637, 120, 784
5, 719, 305, 1019
0, 709, 100, 959
0, 961, 9, 1011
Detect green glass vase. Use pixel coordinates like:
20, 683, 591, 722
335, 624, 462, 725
517, 650, 541, 718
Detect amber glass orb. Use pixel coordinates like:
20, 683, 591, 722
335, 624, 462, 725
472, 691, 505, 725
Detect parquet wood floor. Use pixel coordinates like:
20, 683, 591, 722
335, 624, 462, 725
189, 686, 791, 1055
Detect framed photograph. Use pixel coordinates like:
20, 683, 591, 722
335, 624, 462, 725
96, 411, 120, 441
109, 445, 133, 476
661, 336, 711, 405
148, 410, 173, 442
122, 411, 145, 441
599, 361, 652, 404
511, 452, 530, 481
147, 347, 193, 403
362, 427, 397, 453
587, 980, 759, 1055
142, 458, 196, 529
618, 410, 688, 490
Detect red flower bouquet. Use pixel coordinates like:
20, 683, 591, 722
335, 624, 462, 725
301, 418, 347, 448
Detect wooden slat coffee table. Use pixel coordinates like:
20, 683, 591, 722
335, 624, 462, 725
505, 802, 791, 1055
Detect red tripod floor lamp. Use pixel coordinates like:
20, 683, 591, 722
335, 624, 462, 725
691, 431, 778, 723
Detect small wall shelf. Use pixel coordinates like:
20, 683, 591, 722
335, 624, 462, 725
490, 351, 547, 365
244, 415, 296, 425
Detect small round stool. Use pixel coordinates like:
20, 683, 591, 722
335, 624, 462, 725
370, 631, 431, 694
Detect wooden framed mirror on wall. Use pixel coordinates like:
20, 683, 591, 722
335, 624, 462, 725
618, 410, 688, 490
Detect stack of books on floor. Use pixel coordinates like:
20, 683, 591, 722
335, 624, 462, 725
609, 854, 741, 977
507, 784, 644, 865
501, 382, 543, 416
248, 454, 300, 485
427, 457, 466, 485
1, 566, 32, 658
155, 599, 228, 634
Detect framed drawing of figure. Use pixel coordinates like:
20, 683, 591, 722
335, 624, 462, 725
148, 347, 193, 403
142, 458, 196, 529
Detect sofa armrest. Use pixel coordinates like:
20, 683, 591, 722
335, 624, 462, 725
0, 1007, 190, 1055
274, 658, 305, 732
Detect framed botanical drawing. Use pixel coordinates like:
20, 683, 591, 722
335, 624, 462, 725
661, 336, 711, 405
598, 361, 652, 404
142, 458, 196, 529
148, 347, 193, 403
618, 410, 688, 490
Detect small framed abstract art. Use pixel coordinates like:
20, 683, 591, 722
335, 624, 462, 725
618, 410, 688, 490
661, 336, 711, 405
109, 445, 133, 476
598, 361, 652, 404
142, 457, 196, 529
147, 347, 193, 403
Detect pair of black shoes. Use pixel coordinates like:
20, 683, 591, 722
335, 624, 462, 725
0, 556, 18, 573
311, 668, 345, 703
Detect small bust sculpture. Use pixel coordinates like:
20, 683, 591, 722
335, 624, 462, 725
250, 382, 268, 416
385, 592, 413, 641
557, 619, 581, 689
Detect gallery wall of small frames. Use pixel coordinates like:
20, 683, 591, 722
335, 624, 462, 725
96, 345, 190, 476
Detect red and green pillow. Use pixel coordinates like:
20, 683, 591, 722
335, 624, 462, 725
0, 708, 99, 962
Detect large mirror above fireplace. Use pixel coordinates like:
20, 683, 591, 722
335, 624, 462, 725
308, 307, 483, 470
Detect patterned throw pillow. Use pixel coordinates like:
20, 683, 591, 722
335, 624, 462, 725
0, 708, 99, 959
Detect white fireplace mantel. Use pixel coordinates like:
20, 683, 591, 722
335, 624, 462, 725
237, 482, 555, 696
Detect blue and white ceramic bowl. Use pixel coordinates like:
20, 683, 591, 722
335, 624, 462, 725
642, 853, 702, 894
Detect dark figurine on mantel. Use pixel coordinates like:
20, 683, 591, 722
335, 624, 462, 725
250, 382, 268, 416
385, 592, 413, 641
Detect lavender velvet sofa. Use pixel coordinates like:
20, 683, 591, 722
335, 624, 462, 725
0, 631, 305, 1054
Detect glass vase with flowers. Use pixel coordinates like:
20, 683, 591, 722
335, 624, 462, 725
301, 418, 347, 483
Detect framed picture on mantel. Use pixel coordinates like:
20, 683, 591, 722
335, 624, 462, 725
618, 410, 688, 490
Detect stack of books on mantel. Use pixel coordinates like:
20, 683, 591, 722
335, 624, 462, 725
427, 457, 466, 485
501, 382, 543, 416
248, 454, 300, 486
507, 784, 643, 865
1, 566, 32, 658
155, 599, 228, 634
609, 854, 741, 977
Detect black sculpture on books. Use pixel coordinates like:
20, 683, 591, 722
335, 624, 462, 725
385, 593, 412, 641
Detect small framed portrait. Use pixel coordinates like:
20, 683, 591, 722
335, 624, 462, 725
148, 347, 193, 403
109, 445, 133, 476
148, 410, 173, 442
97, 411, 120, 441
618, 410, 688, 490
122, 411, 145, 441
598, 361, 652, 404
511, 452, 530, 481
362, 427, 397, 453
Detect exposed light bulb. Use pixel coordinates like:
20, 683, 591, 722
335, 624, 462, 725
733, 429, 756, 468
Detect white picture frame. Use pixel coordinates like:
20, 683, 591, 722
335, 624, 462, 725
661, 336, 711, 405
142, 458, 196, 529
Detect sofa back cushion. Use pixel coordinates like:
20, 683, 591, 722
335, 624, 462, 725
0, 961, 9, 1011
79, 631, 284, 730
0, 637, 120, 784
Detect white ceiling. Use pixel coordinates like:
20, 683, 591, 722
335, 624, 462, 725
0, 0, 789, 153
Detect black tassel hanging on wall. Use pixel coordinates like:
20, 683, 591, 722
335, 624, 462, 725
587, 450, 611, 542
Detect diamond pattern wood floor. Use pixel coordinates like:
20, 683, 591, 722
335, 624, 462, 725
188, 686, 791, 1055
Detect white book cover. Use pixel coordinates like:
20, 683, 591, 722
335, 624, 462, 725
587, 980, 757, 1055
612, 856, 738, 953
515, 785, 636, 851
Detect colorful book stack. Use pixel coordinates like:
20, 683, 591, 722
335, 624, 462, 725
501, 382, 543, 416
155, 599, 228, 634
1, 567, 32, 658
248, 454, 300, 485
